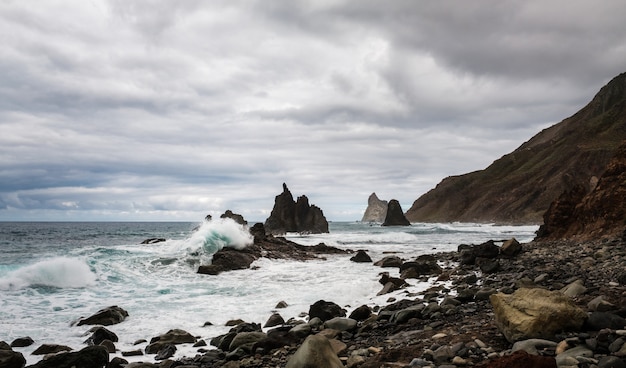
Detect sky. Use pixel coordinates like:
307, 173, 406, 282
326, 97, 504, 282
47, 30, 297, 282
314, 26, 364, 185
1, 1, 626, 222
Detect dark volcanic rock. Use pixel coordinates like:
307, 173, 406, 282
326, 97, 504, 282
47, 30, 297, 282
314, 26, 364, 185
0, 346, 25, 368
10, 336, 34, 348
140, 238, 166, 244
350, 250, 373, 263
382, 199, 410, 226
32, 344, 72, 355
77, 306, 128, 326
85, 327, 119, 346
308, 300, 346, 322
361, 192, 388, 223
28, 345, 109, 368
220, 210, 247, 225
197, 248, 258, 275
145, 329, 196, 354
264, 183, 329, 235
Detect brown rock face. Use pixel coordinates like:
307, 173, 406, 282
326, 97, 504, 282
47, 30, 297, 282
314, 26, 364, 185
537, 140, 626, 240
406, 71, 626, 224
264, 183, 329, 235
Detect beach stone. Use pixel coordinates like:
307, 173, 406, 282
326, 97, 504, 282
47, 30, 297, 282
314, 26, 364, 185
477, 257, 500, 273
500, 238, 522, 257
32, 343, 72, 355
474, 240, 500, 259
478, 350, 556, 368
561, 279, 587, 297
490, 287, 587, 342
308, 300, 346, 322
276, 300, 289, 308
108, 357, 129, 368
598, 356, 626, 368
154, 344, 176, 360
391, 305, 424, 324
324, 317, 357, 332
264, 313, 285, 328
587, 312, 626, 330
289, 323, 312, 339
348, 305, 372, 321
10, 336, 34, 348
475, 287, 497, 301
512, 338, 558, 355
99, 339, 116, 353
77, 305, 128, 326
27, 345, 109, 368
86, 326, 119, 345
0, 348, 25, 368
350, 250, 372, 263
588, 295, 617, 312
122, 349, 144, 356
555, 345, 593, 366
145, 329, 196, 354
285, 334, 343, 368
374, 255, 403, 268
229, 332, 266, 352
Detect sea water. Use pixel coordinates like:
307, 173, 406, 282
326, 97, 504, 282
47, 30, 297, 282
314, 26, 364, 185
0, 220, 537, 364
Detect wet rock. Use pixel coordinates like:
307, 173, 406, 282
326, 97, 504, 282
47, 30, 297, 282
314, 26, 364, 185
220, 210, 247, 225
28, 345, 109, 368
381, 199, 410, 226
145, 329, 196, 354
500, 238, 522, 257
99, 339, 116, 353
154, 344, 176, 360
32, 344, 72, 355
140, 238, 166, 244
197, 249, 258, 275
285, 334, 343, 368
490, 287, 587, 342
264, 313, 285, 328
10, 336, 34, 348
374, 255, 403, 268
229, 331, 266, 352
350, 250, 372, 263
0, 346, 25, 368
348, 305, 372, 321
308, 300, 346, 322
85, 326, 118, 346
108, 357, 129, 368
77, 306, 129, 326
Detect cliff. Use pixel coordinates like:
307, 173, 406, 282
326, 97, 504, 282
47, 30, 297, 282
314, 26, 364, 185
405, 71, 626, 224
361, 193, 388, 223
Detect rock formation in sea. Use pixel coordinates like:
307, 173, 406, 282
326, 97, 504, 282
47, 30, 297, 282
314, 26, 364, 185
361, 192, 388, 222
220, 210, 247, 225
406, 71, 626, 224
264, 183, 329, 235
536, 140, 626, 240
382, 199, 410, 226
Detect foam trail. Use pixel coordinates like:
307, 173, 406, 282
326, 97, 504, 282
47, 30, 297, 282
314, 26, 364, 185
0, 257, 96, 290
184, 218, 254, 256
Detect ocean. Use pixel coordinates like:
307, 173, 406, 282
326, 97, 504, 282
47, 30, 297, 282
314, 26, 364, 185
0, 220, 538, 364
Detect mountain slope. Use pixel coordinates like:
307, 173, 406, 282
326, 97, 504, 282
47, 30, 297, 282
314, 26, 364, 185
405, 71, 626, 224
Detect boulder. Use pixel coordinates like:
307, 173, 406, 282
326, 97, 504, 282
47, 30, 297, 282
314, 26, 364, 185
197, 248, 258, 275
77, 306, 129, 326
0, 347, 25, 368
85, 326, 118, 346
220, 210, 247, 225
308, 300, 346, 322
264, 183, 329, 235
500, 238, 522, 257
145, 329, 196, 354
10, 336, 34, 348
348, 305, 372, 321
350, 250, 372, 263
28, 345, 109, 368
381, 199, 410, 226
399, 257, 442, 278
585, 311, 626, 330
264, 313, 285, 328
361, 193, 388, 223
490, 287, 587, 342
285, 334, 343, 368
323, 317, 357, 332
373, 255, 403, 268
32, 344, 72, 355
229, 331, 266, 352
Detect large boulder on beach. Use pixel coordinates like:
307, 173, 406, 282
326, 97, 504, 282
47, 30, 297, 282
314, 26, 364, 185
285, 334, 343, 368
308, 300, 346, 322
490, 288, 587, 342
77, 306, 129, 326
0, 345, 25, 368
145, 329, 196, 354
361, 193, 388, 223
264, 183, 329, 235
382, 199, 410, 226
28, 345, 109, 368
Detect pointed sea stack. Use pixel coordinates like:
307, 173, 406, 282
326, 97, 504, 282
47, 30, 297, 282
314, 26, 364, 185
361, 193, 388, 223
382, 199, 410, 226
264, 183, 329, 235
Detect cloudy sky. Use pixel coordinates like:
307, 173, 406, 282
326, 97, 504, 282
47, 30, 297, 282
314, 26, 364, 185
1, 1, 625, 222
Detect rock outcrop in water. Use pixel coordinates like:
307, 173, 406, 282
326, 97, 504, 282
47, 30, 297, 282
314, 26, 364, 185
382, 199, 411, 226
220, 210, 247, 225
536, 140, 626, 240
361, 193, 388, 222
406, 71, 626, 224
264, 183, 329, 235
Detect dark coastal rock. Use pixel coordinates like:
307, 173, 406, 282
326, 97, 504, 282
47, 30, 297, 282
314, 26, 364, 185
349, 305, 372, 321
490, 288, 587, 342
500, 238, 522, 257
197, 248, 258, 275
228, 331, 267, 352
381, 199, 410, 226
361, 192, 388, 223
32, 343, 72, 355
374, 255, 403, 268
249, 223, 267, 243
28, 345, 109, 368
0, 346, 25, 368
108, 357, 129, 368
154, 344, 176, 360
220, 210, 247, 225
264, 313, 285, 328
285, 334, 343, 368
264, 183, 329, 235
350, 250, 372, 263
145, 329, 196, 354
585, 312, 626, 330
10, 336, 34, 348
309, 300, 346, 322
140, 238, 166, 244
85, 326, 118, 346
399, 256, 442, 278
77, 305, 128, 326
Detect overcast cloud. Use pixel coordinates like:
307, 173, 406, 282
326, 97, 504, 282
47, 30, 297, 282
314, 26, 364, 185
1, 0, 625, 222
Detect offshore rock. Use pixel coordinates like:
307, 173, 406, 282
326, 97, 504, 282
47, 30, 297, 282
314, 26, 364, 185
350, 250, 372, 263
285, 334, 343, 368
264, 183, 329, 235
361, 193, 388, 223
490, 288, 587, 342
28, 345, 109, 368
382, 199, 410, 226
77, 306, 129, 326
220, 210, 247, 225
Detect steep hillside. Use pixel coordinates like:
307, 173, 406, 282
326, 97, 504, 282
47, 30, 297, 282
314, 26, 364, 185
405, 72, 626, 224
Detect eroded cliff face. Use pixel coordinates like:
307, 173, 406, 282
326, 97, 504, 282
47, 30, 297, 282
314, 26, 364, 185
536, 141, 626, 241
361, 193, 388, 223
405, 72, 626, 224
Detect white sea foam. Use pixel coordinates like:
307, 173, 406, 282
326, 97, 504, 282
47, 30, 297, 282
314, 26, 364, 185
0, 257, 96, 290
182, 218, 253, 254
